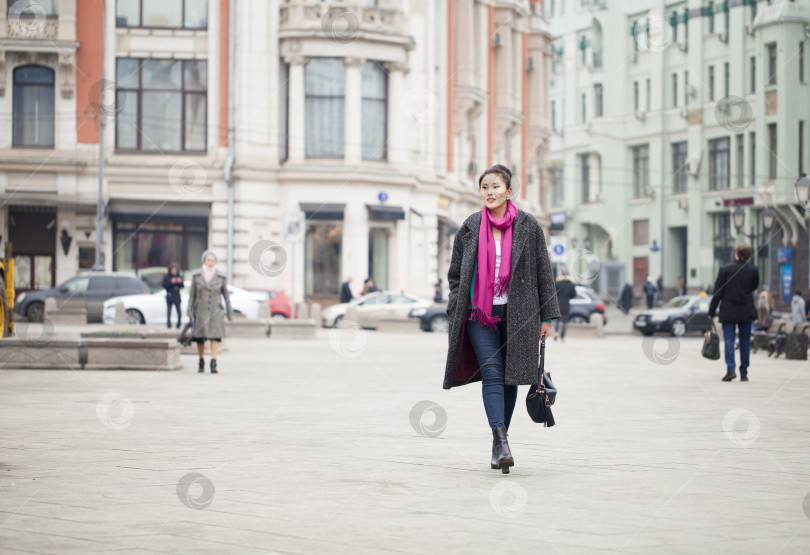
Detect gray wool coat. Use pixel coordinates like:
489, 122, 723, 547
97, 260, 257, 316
443, 210, 560, 389
188, 272, 233, 339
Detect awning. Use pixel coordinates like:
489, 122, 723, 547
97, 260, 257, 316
108, 200, 210, 225
300, 202, 345, 221
4, 195, 97, 212
367, 205, 405, 221
438, 215, 460, 234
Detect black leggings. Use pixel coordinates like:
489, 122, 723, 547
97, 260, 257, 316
166, 301, 181, 326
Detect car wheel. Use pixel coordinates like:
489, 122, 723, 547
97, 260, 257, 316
569, 314, 587, 324
271, 313, 288, 319
642, 331, 654, 336
429, 315, 449, 333
125, 309, 145, 325
332, 315, 344, 328
26, 302, 45, 323
671, 319, 686, 337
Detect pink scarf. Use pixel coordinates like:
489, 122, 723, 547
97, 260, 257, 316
469, 200, 518, 330
202, 265, 216, 284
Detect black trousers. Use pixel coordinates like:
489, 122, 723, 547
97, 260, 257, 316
166, 301, 181, 326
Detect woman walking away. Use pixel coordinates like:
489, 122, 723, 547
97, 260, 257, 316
553, 271, 577, 342
188, 251, 233, 374
791, 291, 806, 328
162, 263, 184, 329
443, 164, 560, 474
757, 285, 774, 328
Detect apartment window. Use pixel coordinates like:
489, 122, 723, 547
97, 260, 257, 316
736, 134, 744, 188
115, 58, 207, 152
672, 73, 678, 107
633, 81, 639, 111
672, 141, 688, 194
767, 43, 777, 86
633, 220, 649, 246
708, 2, 715, 34
751, 0, 757, 22
361, 61, 387, 160
116, 0, 208, 29
551, 100, 557, 131
749, 56, 756, 94
305, 58, 345, 158
580, 154, 590, 203
550, 166, 564, 206
645, 78, 651, 111
708, 65, 715, 101
768, 123, 777, 179
7, 0, 57, 15
581, 93, 587, 123
708, 137, 730, 190
724, 62, 729, 98
594, 84, 603, 118
800, 41, 805, 83
631, 144, 650, 198
671, 12, 678, 43
799, 121, 805, 176
13, 65, 54, 148
749, 131, 756, 186
684, 70, 689, 105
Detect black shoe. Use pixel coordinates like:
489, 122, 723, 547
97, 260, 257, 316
198, 358, 204, 373
210, 360, 218, 374
741, 376, 749, 382
491, 436, 499, 469
176, 322, 181, 329
722, 372, 737, 382
492, 428, 514, 474
167, 322, 172, 329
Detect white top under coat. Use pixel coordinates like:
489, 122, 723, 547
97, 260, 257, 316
493, 241, 508, 305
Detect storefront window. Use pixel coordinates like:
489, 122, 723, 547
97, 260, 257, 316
369, 228, 389, 290
112, 220, 207, 274
305, 223, 342, 296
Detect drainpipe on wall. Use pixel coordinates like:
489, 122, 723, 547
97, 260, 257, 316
225, 0, 236, 282
659, 0, 666, 294
94, 0, 107, 271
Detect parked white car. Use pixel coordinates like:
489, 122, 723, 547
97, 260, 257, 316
103, 281, 266, 325
321, 290, 432, 328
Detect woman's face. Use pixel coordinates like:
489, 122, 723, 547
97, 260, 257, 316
479, 173, 510, 211
203, 255, 216, 268
170, 267, 178, 275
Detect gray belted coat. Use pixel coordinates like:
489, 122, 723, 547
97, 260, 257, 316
443, 210, 560, 389
188, 272, 233, 339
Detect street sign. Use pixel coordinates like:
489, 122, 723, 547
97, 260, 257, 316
549, 236, 567, 263
284, 211, 305, 243
650, 239, 660, 252
378, 191, 389, 203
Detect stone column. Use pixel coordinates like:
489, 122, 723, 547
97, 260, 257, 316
344, 57, 364, 163
384, 62, 408, 164
286, 56, 307, 162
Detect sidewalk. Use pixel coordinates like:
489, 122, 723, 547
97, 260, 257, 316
1, 329, 809, 553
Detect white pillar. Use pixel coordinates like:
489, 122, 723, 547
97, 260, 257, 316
344, 57, 364, 163
286, 56, 306, 162
385, 62, 407, 165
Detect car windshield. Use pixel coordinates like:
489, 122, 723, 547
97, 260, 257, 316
662, 297, 692, 309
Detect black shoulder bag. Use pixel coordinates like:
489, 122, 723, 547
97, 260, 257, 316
526, 336, 557, 427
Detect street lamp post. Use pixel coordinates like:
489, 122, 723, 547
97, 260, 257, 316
732, 206, 775, 264
796, 173, 810, 209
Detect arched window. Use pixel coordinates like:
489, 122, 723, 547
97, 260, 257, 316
13, 65, 54, 148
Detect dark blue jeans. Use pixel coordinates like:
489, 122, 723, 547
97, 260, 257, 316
722, 322, 752, 377
466, 304, 517, 430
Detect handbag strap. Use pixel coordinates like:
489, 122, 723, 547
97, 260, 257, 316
537, 336, 546, 390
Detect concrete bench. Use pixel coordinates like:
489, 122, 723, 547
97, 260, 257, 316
269, 319, 317, 338
0, 338, 86, 369
225, 320, 271, 338
563, 314, 605, 338
44, 297, 88, 325
81, 329, 229, 355
83, 338, 182, 371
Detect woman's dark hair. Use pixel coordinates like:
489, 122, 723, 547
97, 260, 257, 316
478, 164, 512, 189
168, 263, 179, 273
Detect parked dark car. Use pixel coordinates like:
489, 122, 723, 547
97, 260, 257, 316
569, 286, 607, 325
15, 273, 149, 323
633, 295, 712, 337
409, 304, 449, 333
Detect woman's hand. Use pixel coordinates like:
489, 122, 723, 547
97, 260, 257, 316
540, 321, 551, 341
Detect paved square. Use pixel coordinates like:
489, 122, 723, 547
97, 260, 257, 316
1, 326, 809, 554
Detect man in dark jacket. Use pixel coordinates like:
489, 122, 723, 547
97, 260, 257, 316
619, 283, 634, 314
643, 277, 656, 308
708, 243, 760, 382
340, 277, 354, 304
554, 272, 578, 342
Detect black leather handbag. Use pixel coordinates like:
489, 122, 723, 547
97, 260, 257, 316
526, 337, 556, 427
702, 319, 721, 360
177, 320, 194, 347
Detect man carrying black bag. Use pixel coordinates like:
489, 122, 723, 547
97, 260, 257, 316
708, 243, 760, 382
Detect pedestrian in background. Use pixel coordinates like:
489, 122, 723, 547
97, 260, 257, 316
553, 271, 577, 342
791, 290, 806, 328
619, 283, 634, 314
162, 263, 184, 329
443, 164, 560, 474
656, 276, 664, 304
188, 250, 233, 374
676, 274, 686, 296
756, 285, 774, 328
362, 278, 379, 295
434, 279, 443, 303
340, 277, 354, 303
643, 277, 656, 309
708, 243, 759, 382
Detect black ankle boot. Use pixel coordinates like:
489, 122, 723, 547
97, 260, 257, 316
210, 359, 218, 374
198, 358, 204, 373
492, 428, 514, 474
